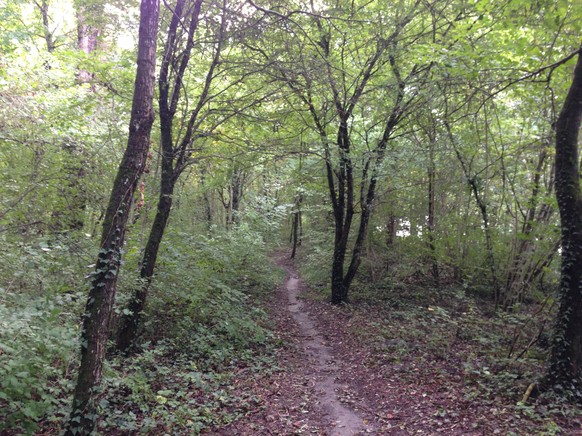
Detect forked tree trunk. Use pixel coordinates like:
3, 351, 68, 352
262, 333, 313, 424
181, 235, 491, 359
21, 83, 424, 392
35, 0, 56, 52
547, 50, 582, 391
117, 0, 218, 353
65, 0, 159, 433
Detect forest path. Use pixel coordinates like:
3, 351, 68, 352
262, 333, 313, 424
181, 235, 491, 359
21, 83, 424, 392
210, 251, 380, 435
209, 252, 580, 435
279, 259, 367, 435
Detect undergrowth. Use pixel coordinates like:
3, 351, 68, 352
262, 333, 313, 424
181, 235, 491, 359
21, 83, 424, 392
293, 240, 579, 434
0, 225, 283, 434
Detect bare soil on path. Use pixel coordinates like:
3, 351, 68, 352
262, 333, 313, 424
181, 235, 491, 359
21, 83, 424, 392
283, 264, 368, 435
211, 252, 376, 435
210, 252, 582, 435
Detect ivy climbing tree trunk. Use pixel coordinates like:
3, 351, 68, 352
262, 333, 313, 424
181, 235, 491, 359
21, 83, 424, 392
65, 0, 159, 432
547, 49, 582, 392
444, 120, 500, 304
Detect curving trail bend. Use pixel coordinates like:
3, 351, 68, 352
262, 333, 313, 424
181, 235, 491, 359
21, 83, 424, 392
282, 267, 366, 435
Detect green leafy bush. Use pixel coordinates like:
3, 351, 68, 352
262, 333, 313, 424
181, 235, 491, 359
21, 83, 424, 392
136, 227, 279, 365
0, 292, 79, 433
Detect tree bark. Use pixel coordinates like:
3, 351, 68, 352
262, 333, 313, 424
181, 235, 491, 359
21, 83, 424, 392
427, 133, 439, 286
34, 0, 55, 52
547, 49, 582, 392
65, 0, 159, 432
116, 0, 207, 353
223, 167, 246, 228
115, 158, 174, 353
290, 193, 302, 259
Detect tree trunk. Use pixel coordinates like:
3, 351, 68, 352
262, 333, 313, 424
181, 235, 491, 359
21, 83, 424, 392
445, 121, 500, 303
116, 169, 174, 353
225, 168, 245, 228
290, 193, 302, 259
331, 243, 348, 304
547, 50, 582, 392
115, 0, 205, 352
65, 0, 159, 433
386, 214, 397, 246
48, 142, 87, 233
473, 183, 500, 305
35, 0, 55, 52
201, 168, 214, 232
503, 143, 553, 308
427, 135, 439, 286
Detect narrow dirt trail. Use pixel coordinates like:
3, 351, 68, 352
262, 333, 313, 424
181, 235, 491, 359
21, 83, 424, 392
210, 253, 581, 435
210, 253, 381, 435
281, 263, 368, 435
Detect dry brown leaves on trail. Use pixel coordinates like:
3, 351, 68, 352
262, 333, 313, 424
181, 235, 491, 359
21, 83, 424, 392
207, 254, 581, 435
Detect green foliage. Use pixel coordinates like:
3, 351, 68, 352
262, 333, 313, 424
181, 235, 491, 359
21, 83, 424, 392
0, 235, 94, 295
94, 226, 282, 432
1, 0, 581, 432
0, 222, 283, 432
137, 227, 279, 357
0, 290, 80, 433
0, 234, 94, 432
97, 345, 247, 433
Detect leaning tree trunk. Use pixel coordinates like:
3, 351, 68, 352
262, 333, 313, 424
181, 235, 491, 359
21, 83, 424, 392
116, 164, 174, 353
427, 134, 439, 286
116, 0, 206, 352
547, 50, 582, 392
65, 0, 159, 433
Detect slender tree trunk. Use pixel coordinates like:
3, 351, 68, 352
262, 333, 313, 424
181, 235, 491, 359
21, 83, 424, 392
34, 0, 55, 52
386, 214, 397, 246
427, 136, 439, 286
445, 121, 500, 303
473, 184, 500, 305
547, 50, 582, 391
116, 166, 174, 353
225, 168, 245, 228
65, 0, 159, 433
200, 168, 213, 231
115, 0, 207, 352
63, 142, 87, 231
503, 143, 553, 308
290, 193, 302, 259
